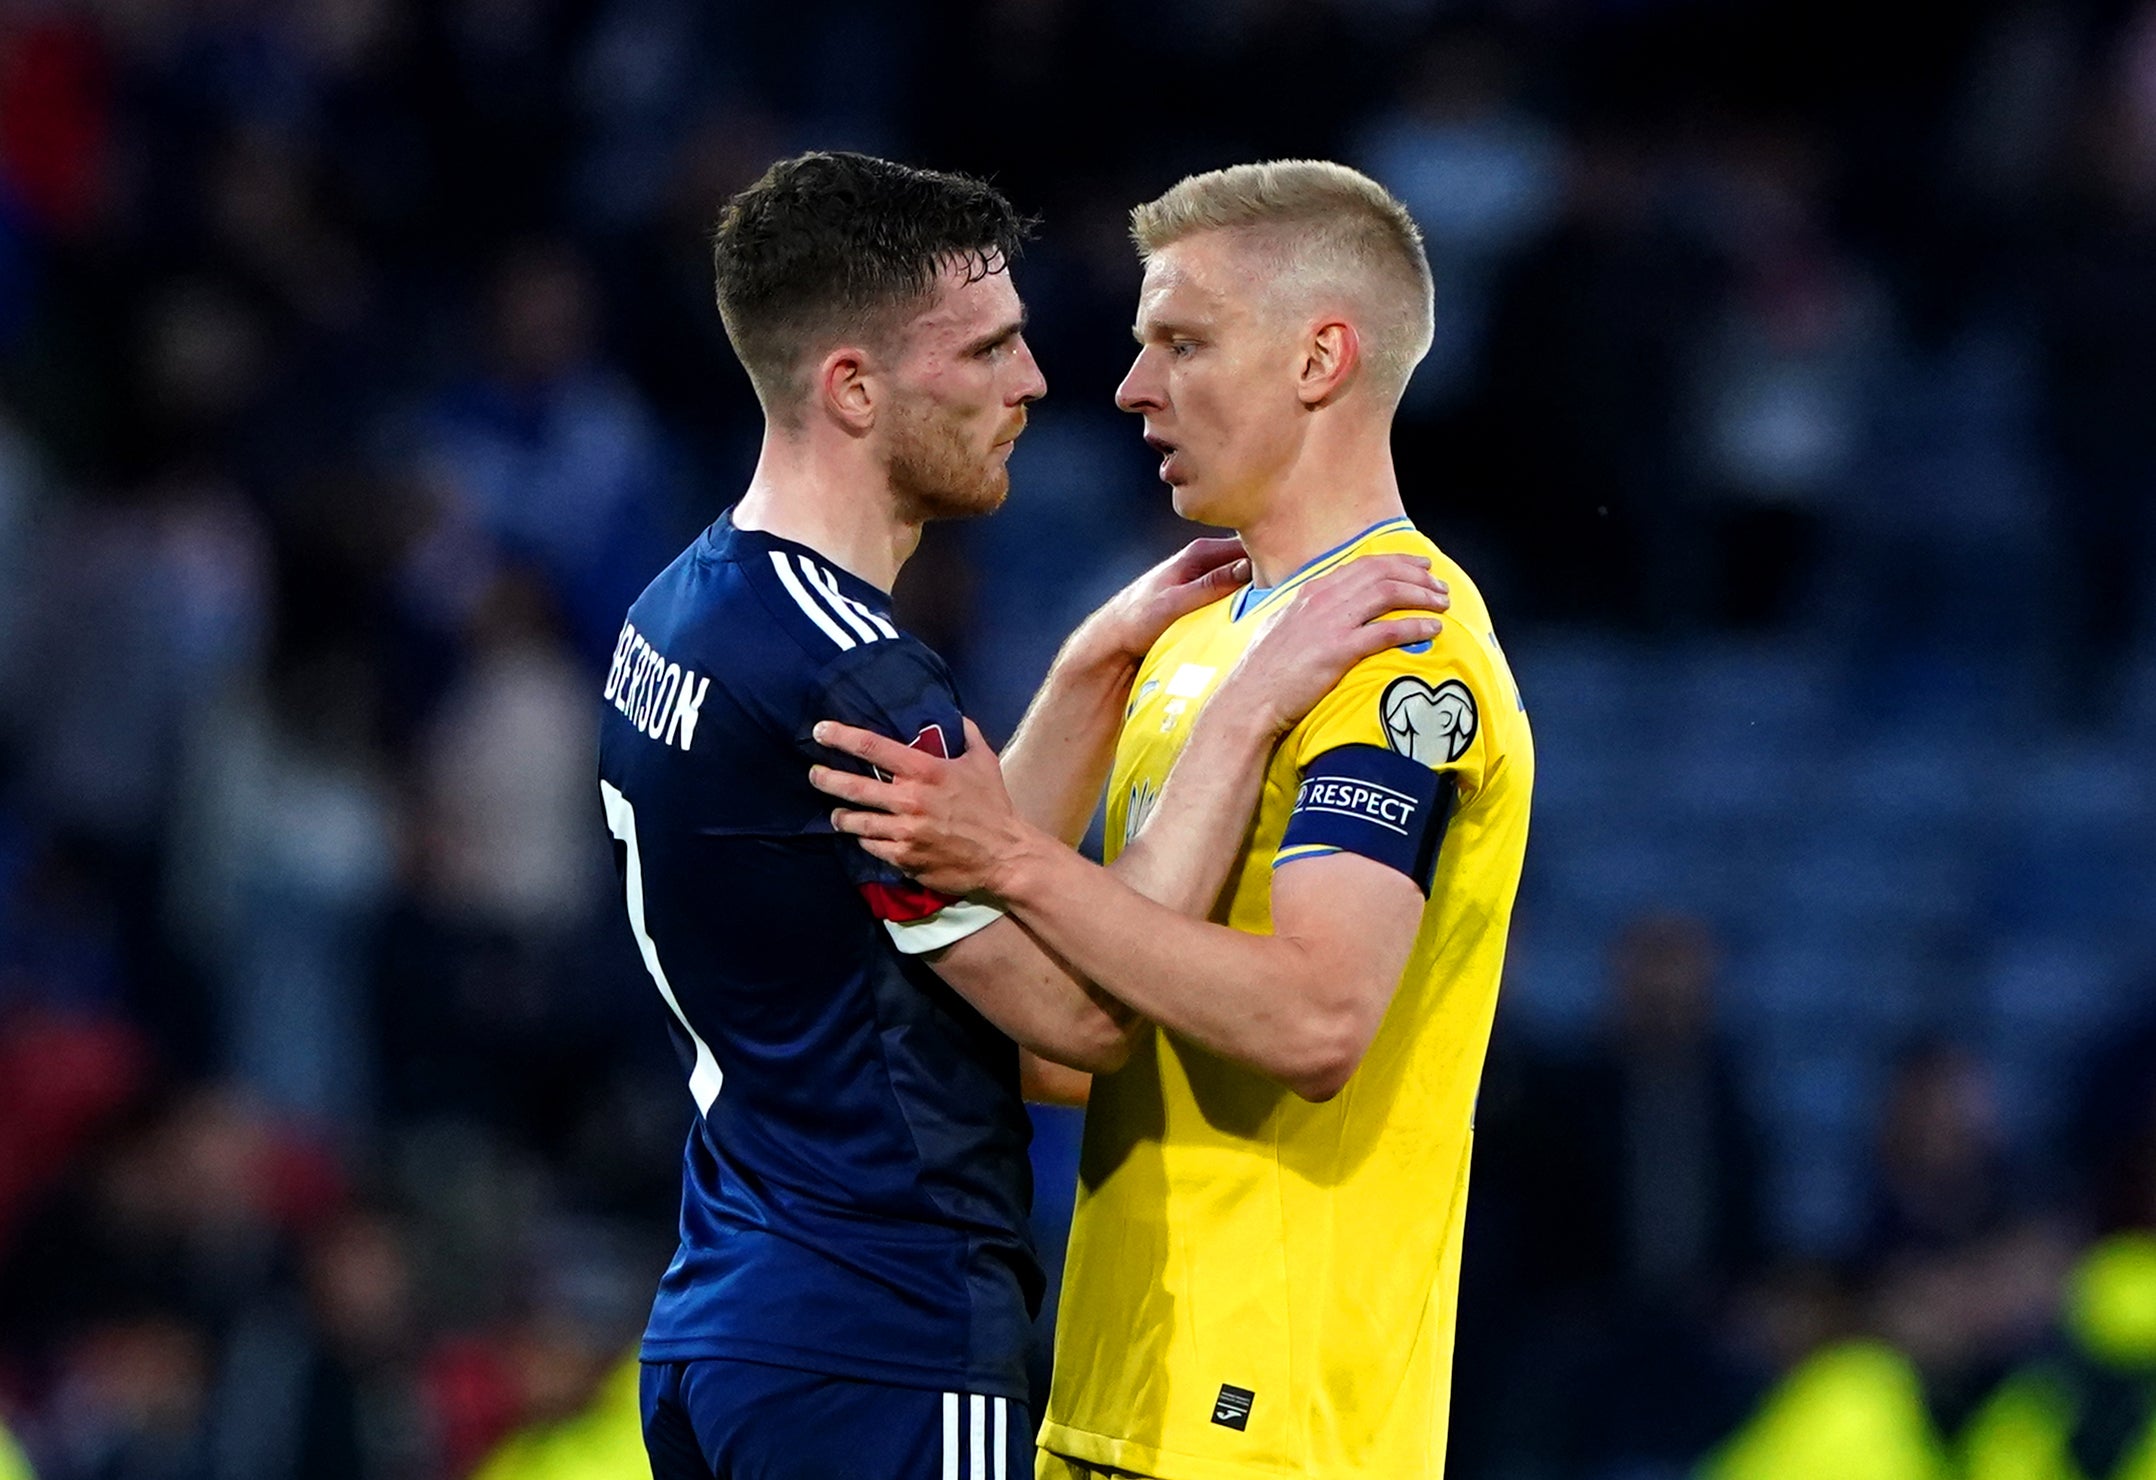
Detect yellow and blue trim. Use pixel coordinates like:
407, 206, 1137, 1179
1231, 517, 1417, 622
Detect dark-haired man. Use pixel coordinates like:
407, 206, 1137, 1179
597, 152, 1448, 1479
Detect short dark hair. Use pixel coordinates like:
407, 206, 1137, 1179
712, 152, 1034, 416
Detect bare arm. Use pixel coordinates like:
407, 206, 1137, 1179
998, 538, 1249, 845
991, 833, 1424, 1101
811, 557, 1449, 1093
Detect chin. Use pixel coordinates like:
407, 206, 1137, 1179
1170, 481, 1233, 529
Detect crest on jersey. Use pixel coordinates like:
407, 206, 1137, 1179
1380, 677, 1476, 766
872, 723, 948, 782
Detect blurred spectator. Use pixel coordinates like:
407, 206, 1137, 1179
1463, 914, 1765, 1476
409, 241, 676, 664
37, 1314, 214, 1480
1863, 1042, 2016, 1263
1684, 125, 1891, 629
467, 1352, 641, 1480
1962, 1232, 2156, 1480
1477, 123, 1720, 629
2026, 43, 2156, 719
1355, 29, 1566, 411
1483, 914, 1763, 1305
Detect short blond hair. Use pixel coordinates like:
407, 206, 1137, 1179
1131, 160, 1435, 400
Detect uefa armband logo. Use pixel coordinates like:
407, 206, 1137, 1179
1380, 677, 1477, 767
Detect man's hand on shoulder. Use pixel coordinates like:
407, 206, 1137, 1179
1062, 537, 1252, 676
1212, 553, 1450, 741
810, 716, 1043, 902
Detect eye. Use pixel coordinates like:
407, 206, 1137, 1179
1169, 339, 1198, 359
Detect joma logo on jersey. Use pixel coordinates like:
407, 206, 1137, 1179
1293, 776, 1419, 834
605, 621, 711, 752
1212, 1383, 1255, 1431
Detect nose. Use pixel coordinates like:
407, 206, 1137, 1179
1011, 336, 1047, 405
1115, 349, 1162, 414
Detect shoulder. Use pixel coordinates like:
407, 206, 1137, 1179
1288, 541, 1507, 774
734, 541, 904, 663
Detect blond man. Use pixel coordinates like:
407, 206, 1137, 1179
814, 161, 1534, 1480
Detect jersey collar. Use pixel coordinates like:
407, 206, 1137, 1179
709, 509, 898, 617
1231, 516, 1416, 622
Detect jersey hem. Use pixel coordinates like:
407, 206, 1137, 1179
640, 1334, 1027, 1401
1039, 1421, 1308, 1480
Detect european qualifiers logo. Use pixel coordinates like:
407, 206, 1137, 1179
1211, 1383, 1255, 1431
1380, 676, 1477, 767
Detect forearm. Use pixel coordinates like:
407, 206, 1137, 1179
994, 836, 1341, 1092
950, 694, 1292, 1074
997, 636, 1135, 845
1105, 694, 1278, 916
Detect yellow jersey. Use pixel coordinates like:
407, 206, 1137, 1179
1038, 516, 1533, 1480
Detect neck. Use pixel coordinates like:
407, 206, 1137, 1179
1237, 417, 1407, 588
731, 424, 919, 592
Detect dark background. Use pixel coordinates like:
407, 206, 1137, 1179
1, 0, 2153, 1475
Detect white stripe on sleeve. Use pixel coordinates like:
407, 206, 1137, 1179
770, 551, 856, 650
943, 1393, 959, 1480
970, 1394, 986, 1480
883, 898, 1005, 956
994, 1397, 1008, 1480
800, 558, 889, 644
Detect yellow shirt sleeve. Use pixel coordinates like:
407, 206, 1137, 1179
1287, 633, 1491, 799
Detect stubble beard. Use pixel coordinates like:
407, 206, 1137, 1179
887, 396, 1011, 523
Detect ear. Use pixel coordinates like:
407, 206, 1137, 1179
816, 347, 877, 434
1297, 319, 1360, 408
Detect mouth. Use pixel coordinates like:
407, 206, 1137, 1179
1143, 432, 1183, 484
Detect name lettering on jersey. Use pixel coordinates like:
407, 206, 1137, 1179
604, 620, 711, 753
1380, 676, 1477, 767
1293, 775, 1419, 835
1211, 1383, 1255, 1431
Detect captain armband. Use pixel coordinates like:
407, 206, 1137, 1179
1274, 744, 1455, 895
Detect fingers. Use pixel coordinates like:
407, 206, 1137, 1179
830, 807, 906, 841
1309, 554, 1447, 602
808, 765, 889, 807
1196, 556, 1254, 592
812, 720, 931, 777
1347, 616, 1445, 660
1369, 577, 1450, 616
1165, 536, 1248, 580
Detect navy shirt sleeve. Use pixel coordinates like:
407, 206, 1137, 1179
799, 638, 1006, 953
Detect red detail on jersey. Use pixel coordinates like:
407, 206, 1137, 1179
860, 728, 960, 916
859, 879, 959, 924
873, 723, 952, 781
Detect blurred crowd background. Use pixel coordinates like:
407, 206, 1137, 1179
1, 0, 2154, 1476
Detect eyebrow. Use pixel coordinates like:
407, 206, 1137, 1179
1131, 319, 1200, 344
965, 310, 1028, 356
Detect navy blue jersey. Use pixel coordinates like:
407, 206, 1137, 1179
596, 512, 1041, 1400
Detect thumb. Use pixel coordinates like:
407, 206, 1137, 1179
961, 714, 998, 760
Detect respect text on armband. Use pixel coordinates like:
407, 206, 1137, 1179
1291, 775, 1420, 836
